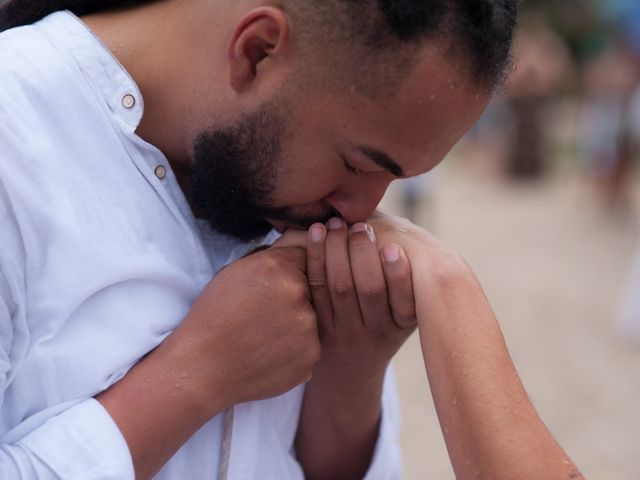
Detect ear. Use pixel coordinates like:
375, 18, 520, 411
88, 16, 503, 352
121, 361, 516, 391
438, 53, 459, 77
227, 7, 292, 94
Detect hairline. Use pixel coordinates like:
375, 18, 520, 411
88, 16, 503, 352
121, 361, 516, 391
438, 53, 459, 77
282, 2, 500, 99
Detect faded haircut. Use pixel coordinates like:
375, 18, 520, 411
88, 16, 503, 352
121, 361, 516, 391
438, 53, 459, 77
1, 0, 517, 91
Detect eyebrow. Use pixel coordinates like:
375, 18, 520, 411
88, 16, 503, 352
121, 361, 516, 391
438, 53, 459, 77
356, 146, 406, 178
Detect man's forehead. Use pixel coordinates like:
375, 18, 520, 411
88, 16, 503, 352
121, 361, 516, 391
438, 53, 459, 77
337, 73, 490, 177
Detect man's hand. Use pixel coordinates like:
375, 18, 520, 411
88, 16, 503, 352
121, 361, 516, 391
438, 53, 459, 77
97, 246, 321, 479
295, 216, 417, 480
306, 216, 416, 381
169, 246, 321, 410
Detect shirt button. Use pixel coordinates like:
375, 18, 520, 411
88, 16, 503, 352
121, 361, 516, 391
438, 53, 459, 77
122, 94, 136, 109
154, 165, 167, 180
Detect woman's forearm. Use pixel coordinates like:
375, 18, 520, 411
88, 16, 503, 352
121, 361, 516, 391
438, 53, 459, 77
409, 246, 582, 479
368, 212, 581, 479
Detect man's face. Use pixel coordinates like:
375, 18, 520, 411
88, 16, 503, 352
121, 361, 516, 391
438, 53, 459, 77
188, 49, 489, 241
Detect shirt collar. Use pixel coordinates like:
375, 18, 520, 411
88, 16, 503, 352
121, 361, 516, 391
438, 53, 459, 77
36, 10, 144, 131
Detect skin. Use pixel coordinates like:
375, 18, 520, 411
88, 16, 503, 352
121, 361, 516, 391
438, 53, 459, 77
280, 213, 584, 480
96, 245, 322, 479
80, 0, 582, 479
365, 213, 585, 480
83, 0, 487, 224
295, 218, 418, 479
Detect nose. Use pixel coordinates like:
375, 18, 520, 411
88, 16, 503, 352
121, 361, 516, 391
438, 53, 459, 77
324, 177, 392, 224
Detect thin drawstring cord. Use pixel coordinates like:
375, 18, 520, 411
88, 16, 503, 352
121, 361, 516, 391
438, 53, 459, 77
217, 406, 235, 480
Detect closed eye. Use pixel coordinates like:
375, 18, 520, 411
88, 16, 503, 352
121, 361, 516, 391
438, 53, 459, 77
342, 157, 364, 175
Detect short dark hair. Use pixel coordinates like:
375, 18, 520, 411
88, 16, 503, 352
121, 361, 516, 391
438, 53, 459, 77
1, 0, 517, 90
287, 0, 517, 92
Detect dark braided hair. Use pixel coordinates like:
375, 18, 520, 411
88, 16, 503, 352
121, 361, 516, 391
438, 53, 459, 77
0, 0, 517, 90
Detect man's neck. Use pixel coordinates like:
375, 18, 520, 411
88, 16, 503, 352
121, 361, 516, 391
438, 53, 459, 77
81, 0, 221, 169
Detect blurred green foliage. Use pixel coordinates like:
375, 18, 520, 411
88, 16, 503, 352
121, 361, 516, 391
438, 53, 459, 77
521, 0, 640, 64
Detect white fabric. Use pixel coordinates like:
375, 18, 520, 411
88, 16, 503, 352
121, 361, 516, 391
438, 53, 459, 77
0, 11, 401, 480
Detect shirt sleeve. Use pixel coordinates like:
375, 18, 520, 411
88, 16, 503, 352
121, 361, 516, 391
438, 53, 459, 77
362, 365, 403, 480
0, 280, 135, 479
0, 399, 135, 479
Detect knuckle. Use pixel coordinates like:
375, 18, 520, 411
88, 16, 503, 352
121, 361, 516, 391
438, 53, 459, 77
290, 280, 309, 300
299, 307, 318, 329
358, 281, 387, 299
257, 254, 280, 276
330, 279, 356, 298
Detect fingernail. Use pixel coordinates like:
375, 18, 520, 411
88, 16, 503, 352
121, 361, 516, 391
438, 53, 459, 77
382, 244, 400, 263
327, 217, 343, 230
309, 224, 325, 243
351, 223, 375, 242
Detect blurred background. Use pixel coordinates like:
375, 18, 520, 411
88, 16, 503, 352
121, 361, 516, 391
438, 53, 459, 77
386, 1, 640, 478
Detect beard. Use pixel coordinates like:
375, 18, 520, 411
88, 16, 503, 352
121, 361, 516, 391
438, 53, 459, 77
188, 102, 336, 242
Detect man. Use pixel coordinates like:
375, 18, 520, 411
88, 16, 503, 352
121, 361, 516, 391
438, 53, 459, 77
0, 1, 580, 479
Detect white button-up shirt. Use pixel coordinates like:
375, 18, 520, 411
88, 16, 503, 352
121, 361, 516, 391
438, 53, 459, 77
0, 11, 401, 480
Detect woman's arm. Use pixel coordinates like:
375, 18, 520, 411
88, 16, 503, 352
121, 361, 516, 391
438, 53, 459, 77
370, 212, 583, 480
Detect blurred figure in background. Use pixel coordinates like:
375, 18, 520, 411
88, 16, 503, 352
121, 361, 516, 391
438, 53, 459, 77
617, 78, 640, 342
454, 16, 575, 180
578, 41, 639, 211
506, 19, 574, 179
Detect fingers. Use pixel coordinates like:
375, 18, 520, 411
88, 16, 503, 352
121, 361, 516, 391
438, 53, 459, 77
307, 223, 333, 328
348, 222, 390, 332
380, 244, 417, 330
306, 219, 416, 335
324, 217, 362, 326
